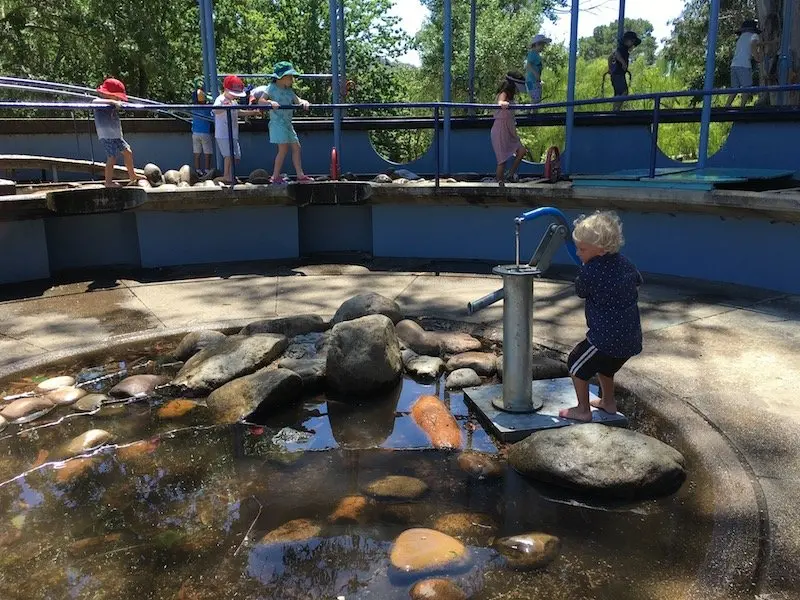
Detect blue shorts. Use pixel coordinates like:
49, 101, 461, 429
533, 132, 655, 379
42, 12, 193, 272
100, 138, 130, 158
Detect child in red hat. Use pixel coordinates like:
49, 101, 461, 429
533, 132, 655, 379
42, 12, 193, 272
213, 75, 259, 184
92, 78, 144, 187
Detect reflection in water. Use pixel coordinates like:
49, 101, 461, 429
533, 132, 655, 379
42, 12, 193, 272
0, 345, 715, 599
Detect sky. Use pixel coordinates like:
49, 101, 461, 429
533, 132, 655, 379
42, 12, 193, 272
389, 0, 687, 65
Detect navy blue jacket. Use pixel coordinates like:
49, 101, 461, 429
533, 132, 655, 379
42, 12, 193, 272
575, 253, 643, 358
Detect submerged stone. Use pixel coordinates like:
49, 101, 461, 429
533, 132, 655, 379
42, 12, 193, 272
0, 397, 54, 421
402, 350, 445, 380
68, 533, 122, 557
240, 314, 327, 337
206, 367, 302, 423
493, 533, 560, 570
327, 382, 401, 449
55, 457, 97, 482
173, 330, 226, 362
109, 374, 169, 398
260, 519, 322, 545
60, 429, 114, 460
411, 395, 462, 450
326, 315, 402, 396
507, 423, 687, 498
445, 352, 497, 376
36, 376, 75, 392
456, 451, 504, 479
46, 386, 87, 406
157, 399, 198, 418
363, 475, 429, 500
72, 394, 106, 412
170, 334, 289, 396
445, 369, 481, 390
410, 578, 468, 600
390, 528, 467, 573
328, 495, 370, 524
331, 292, 402, 325
433, 512, 496, 541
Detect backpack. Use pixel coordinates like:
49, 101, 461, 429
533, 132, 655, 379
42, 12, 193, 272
601, 51, 632, 96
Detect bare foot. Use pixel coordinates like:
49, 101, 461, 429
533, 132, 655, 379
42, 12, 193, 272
104, 181, 122, 188
590, 398, 617, 414
558, 406, 593, 422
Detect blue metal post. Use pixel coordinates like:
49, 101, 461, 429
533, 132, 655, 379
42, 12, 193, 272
200, 0, 219, 97
563, 0, 580, 175
698, 0, 721, 169
443, 0, 452, 174
434, 106, 440, 190
338, 0, 347, 99
468, 0, 477, 110
777, 0, 795, 105
617, 0, 626, 45
329, 0, 342, 167
648, 96, 661, 178
197, 0, 211, 93
226, 109, 236, 183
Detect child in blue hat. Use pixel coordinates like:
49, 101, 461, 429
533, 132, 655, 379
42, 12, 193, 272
254, 61, 312, 184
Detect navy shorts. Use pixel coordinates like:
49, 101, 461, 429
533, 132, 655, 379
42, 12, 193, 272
611, 72, 628, 96
568, 339, 629, 381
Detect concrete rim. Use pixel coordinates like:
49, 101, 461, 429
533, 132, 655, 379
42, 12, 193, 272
0, 318, 764, 598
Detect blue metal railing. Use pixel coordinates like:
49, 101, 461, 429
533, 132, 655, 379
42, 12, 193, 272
1, 81, 799, 184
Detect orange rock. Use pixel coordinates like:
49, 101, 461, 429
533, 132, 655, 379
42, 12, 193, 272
117, 438, 160, 460
157, 399, 198, 418
329, 495, 370, 524
410, 578, 468, 600
55, 457, 96, 482
32, 449, 50, 468
68, 533, 121, 556
260, 518, 321, 544
389, 528, 467, 572
411, 395, 462, 450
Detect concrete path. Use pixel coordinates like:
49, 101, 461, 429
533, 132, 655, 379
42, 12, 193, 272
0, 261, 798, 598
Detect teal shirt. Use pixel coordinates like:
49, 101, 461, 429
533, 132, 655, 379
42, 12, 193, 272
525, 49, 543, 86
266, 82, 300, 144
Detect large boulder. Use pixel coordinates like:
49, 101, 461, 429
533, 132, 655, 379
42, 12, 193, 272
173, 330, 226, 362
277, 358, 326, 389
331, 292, 402, 325
326, 315, 402, 396
206, 368, 302, 423
507, 423, 687, 498
144, 163, 164, 187
240, 315, 327, 338
169, 334, 288, 396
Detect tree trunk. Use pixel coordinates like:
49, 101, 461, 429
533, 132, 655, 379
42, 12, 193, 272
756, 0, 800, 104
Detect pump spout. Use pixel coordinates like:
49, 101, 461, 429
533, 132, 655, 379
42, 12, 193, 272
467, 288, 504, 315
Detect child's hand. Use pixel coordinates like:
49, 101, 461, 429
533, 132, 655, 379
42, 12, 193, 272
499, 101, 510, 109
269, 100, 280, 109
299, 100, 310, 110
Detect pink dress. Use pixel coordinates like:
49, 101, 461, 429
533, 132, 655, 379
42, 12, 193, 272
491, 104, 524, 164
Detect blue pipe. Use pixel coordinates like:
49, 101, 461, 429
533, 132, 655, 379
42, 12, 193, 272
329, 0, 342, 168
563, 0, 580, 175
201, 0, 219, 98
468, 0, 477, 109
197, 0, 211, 94
617, 0, 626, 46
443, 0, 452, 174
338, 0, 347, 99
515, 207, 580, 265
778, 0, 795, 105
698, 0, 720, 169
433, 105, 440, 190
648, 95, 661, 178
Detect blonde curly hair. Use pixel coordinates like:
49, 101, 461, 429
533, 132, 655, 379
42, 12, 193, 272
572, 211, 624, 253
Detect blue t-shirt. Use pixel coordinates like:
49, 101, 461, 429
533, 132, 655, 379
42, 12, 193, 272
575, 252, 643, 358
525, 49, 543, 86
92, 100, 122, 139
191, 90, 213, 134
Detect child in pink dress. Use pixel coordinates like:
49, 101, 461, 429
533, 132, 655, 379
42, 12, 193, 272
491, 72, 527, 185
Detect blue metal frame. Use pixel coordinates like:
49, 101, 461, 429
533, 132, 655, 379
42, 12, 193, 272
778, 0, 795, 105
515, 207, 580, 265
468, 0, 477, 109
443, 0, 452, 175
698, 0, 721, 168
563, 0, 580, 174
648, 95, 661, 178
617, 0, 626, 45
329, 0, 342, 166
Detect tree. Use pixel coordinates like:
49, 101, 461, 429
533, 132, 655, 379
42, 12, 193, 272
578, 18, 657, 65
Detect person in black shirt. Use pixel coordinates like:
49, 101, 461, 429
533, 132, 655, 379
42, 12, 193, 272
611, 31, 641, 111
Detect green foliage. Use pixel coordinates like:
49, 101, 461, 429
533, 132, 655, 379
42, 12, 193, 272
579, 18, 658, 65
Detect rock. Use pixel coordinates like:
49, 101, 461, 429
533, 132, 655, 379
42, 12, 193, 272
248, 168, 271, 184
496, 355, 569, 381
46, 386, 87, 406
72, 394, 106, 412
396, 320, 440, 355
55, 457, 97, 482
37, 376, 75, 392
445, 352, 496, 376
0, 397, 54, 421
402, 350, 444, 380
445, 369, 481, 390
173, 330, 226, 362
157, 399, 199, 418
411, 395, 462, 450
328, 383, 401, 449
281, 332, 328, 360
507, 423, 687, 498
326, 315, 402, 396
200, 167, 219, 181
179, 164, 198, 185
169, 334, 289, 396
409, 579, 467, 600
68, 533, 121, 557
456, 451, 504, 479
240, 315, 327, 338
109, 374, 169, 398
277, 358, 326, 389
206, 368, 302, 424
163, 169, 181, 185
363, 475, 428, 500
59, 429, 114, 460
144, 163, 164, 186
388, 168, 421, 181
137, 179, 151, 188
0, 415, 6, 433
117, 439, 159, 461
394, 178, 409, 184
379, 503, 433, 526
177, 181, 191, 188
373, 173, 392, 183
260, 519, 321, 545
389, 528, 467, 573
493, 533, 560, 570
432, 512, 496, 540
331, 292, 402, 325
437, 332, 482, 355
328, 496, 370, 524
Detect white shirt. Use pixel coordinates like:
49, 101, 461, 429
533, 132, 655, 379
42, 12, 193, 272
732, 33, 759, 68
213, 93, 240, 140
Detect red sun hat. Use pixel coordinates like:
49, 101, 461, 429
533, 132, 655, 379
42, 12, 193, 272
223, 74, 246, 97
97, 78, 128, 101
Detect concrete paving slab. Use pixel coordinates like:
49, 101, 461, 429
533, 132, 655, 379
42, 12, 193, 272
275, 273, 418, 319
0, 335, 45, 367
758, 477, 800, 599
464, 378, 628, 442
130, 277, 278, 327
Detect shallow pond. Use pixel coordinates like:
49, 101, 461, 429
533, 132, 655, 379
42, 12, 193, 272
0, 341, 713, 599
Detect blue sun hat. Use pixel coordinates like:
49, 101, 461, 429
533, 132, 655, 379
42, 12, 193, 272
270, 61, 301, 80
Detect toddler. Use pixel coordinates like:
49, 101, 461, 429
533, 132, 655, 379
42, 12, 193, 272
559, 211, 643, 422
213, 75, 259, 184
255, 61, 312, 184
610, 31, 641, 110
491, 72, 527, 185
525, 34, 551, 104
92, 78, 144, 187
191, 78, 214, 176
